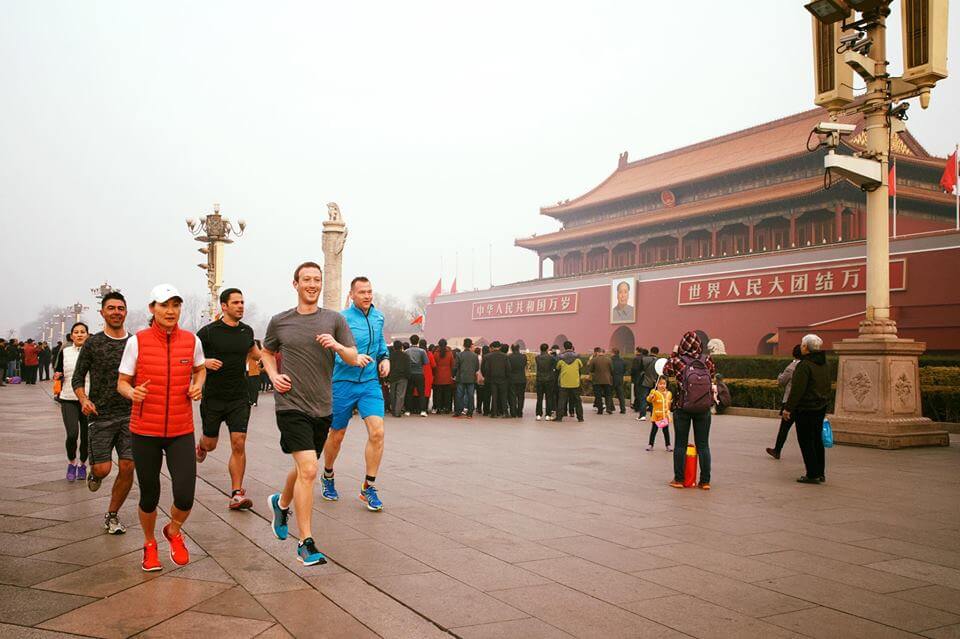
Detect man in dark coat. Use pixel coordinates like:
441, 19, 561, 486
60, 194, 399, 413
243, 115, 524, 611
586, 347, 614, 415
507, 344, 528, 418
480, 341, 511, 418
610, 348, 627, 414
783, 334, 831, 484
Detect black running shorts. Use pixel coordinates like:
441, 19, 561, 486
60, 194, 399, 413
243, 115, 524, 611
276, 410, 331, 455
200, 397, 251, 438
88, 415, 133, 464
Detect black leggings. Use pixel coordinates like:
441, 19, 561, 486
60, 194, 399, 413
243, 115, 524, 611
59, 400, 89, 463
132, 432, 196, 513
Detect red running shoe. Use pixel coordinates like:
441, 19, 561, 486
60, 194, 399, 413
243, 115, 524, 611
163, 523, 190, 566
142, 540, 162, 572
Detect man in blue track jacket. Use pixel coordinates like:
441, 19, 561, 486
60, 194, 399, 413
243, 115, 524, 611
322, 277, 390, 511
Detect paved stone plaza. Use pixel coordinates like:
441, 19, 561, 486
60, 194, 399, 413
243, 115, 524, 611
1, 383, 958, 638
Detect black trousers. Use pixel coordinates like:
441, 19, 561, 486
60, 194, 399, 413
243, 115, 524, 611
774, 413, 795, 453
40, 363, 51, 381
535, 381, 555, 416
489, 381, 509, 417
406, 375, 425, 413
593, 384, 613, 413
23, 365, 38, 384
247, 377, 260, 405
509, 382, 526, 416
649, 422, 671, 446
612, 380, 626, 413
132, 432, 196, 513
795, 408, 827, 479
476, 384, 489, 415
672, 409, 711, 484
556, 387, 583, 421
433, 384, 454, 413
60, 400, 89, 463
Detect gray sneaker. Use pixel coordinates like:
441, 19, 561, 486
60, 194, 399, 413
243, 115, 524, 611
104, 513, 126, 535
87, 471, 102, 492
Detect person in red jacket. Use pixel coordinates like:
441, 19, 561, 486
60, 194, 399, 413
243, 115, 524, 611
432, 338, 455, 413
117, 284, 206, 572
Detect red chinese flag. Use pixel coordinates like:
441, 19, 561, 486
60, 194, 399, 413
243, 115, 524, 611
428, 278, 442, 304
410, 314, 423, 326
450, 278, 457, 294
941, 151, 958, 193
888, 163, 896, 197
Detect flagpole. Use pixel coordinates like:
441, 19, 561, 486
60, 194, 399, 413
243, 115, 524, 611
892, 157, 897, 238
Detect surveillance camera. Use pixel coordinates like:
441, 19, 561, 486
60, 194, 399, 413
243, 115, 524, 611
824, 151, 882, 191
889, 102, 909, 121
814, 122, 857, 135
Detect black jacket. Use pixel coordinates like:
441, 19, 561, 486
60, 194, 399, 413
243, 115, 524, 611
535, 353, 556, 383
785, 351, 830, 412
481, 351, 511, 382
507, 353, 528, 383
388, 349, 410, 382
611, 355, 626, 384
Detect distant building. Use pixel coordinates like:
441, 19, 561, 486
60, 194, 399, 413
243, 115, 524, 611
425, 109, 960, 355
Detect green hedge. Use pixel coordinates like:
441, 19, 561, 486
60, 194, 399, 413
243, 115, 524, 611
725, 378, 960, 423
920, 367, 960, 387
712, 355, 960, 382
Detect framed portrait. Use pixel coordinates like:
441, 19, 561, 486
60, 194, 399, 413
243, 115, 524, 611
610, 277, 636, 324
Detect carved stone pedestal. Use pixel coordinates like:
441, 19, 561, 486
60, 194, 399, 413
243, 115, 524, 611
830, 334, 949, 449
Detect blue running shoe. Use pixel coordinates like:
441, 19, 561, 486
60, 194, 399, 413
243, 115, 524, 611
360, 484, 383, 511
321, 475, 339, 501
297, 537, 326, 566
267, 493, 290, 540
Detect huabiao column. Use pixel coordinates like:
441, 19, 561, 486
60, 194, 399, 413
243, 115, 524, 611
322, 202, 348, 311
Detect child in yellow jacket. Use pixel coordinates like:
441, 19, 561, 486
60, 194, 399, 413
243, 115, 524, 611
645, 377, 673, 451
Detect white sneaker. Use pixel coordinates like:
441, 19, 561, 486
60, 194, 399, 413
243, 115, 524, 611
420, 411, 427, 417
404, 412, 411, 416
545, 415, 553, 421
535, 415, 542, 421
637, 416, 647, 421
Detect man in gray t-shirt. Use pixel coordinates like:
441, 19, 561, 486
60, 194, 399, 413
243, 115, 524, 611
263, 308, 355, 418
260, 262, 365, 568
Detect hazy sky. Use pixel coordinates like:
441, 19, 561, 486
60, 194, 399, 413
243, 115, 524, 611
2, 1, 958, 335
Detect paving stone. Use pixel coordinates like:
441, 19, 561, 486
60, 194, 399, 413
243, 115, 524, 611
755, 549, 927, 592
134, 610, 274, 638
0, 556, 82, 587
0, 583, 94, 626
170, 556, 237, 585
307, 572, 450, 638
517, 556, 674, 604
489, 582, 686, 639
474, 510, 579, 541
256, 589, 378, 638
419, 547, 551, 591
893, 585, 960, 615
0, 623, 86, 638
625, 593, 806, 638
191, 585, 274, 621
0, 500, 62, 518
452, 617, 573, 638
639, 564, 815, 617
852, 538, 960, 570
539, 535, 678, 572
868, 558, 960, 590
321, 537, 434, 579
645, 542, 797, 582
764, 606, 924, 639
0, 515, 60, 534
28, 512, 140, 542
0, 532, 69, 557
743, 530, 897, 565
923, 624, 960, 639
757, 573, 960, 632
446, 528, 567, 564
30, 529, 148, 565
38, 576, 231, 638
371, 571, 528, 629
558, 517, 676, 548
33, 550, 167, 597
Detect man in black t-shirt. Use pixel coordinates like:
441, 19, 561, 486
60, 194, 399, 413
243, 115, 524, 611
195, 288, 259, 510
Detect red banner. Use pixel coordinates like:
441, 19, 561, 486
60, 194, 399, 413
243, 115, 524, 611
472, 292, 578, 320
677, 260, 906, 306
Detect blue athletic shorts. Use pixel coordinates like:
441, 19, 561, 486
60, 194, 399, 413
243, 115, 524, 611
331, 380, 385, 430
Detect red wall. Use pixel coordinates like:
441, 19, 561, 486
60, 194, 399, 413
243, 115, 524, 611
425, 242, 960, 355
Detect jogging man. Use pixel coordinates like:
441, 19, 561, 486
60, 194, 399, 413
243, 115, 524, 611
195, 288, 260, 510
321, 276, 390, 512
262, 262, 364, 566
71, 291, 134, 535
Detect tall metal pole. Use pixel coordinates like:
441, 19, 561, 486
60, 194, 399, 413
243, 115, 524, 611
861, 12, 894, 336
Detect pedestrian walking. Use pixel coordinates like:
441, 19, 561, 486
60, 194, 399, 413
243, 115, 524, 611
645, 377, 673, 451
767, 344, 802, 460
54, 323, 91, 481
783, 334, 830, 484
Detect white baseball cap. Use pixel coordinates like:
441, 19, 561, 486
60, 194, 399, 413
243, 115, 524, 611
149, 283, 183, 304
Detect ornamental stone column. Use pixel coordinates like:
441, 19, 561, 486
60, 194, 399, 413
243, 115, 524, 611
322, 202, 348, 311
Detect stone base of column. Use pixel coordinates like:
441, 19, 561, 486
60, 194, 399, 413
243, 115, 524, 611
829, 331, 949, 449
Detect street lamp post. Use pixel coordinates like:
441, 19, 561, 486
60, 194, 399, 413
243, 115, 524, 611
806, 0, 950, 448
186, 203, 246, 321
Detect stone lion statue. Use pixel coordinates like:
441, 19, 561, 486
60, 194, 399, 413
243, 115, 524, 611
707, 338, 726, 355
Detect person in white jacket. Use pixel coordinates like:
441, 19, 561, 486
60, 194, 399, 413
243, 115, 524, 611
766, 344, 802, 460
54, 322, 91, 481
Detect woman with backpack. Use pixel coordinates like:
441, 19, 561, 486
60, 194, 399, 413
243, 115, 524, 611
663, 331, 716, 490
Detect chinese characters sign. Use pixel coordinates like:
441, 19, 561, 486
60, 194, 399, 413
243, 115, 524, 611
471, 292, 579, 320
677, 260, 906, 305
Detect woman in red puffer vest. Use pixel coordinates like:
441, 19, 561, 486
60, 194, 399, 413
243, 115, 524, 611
118, 284, 206, 573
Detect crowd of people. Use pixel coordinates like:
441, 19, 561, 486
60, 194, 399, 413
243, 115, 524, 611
0, 337, 58, 385
3, 260, 833, 573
